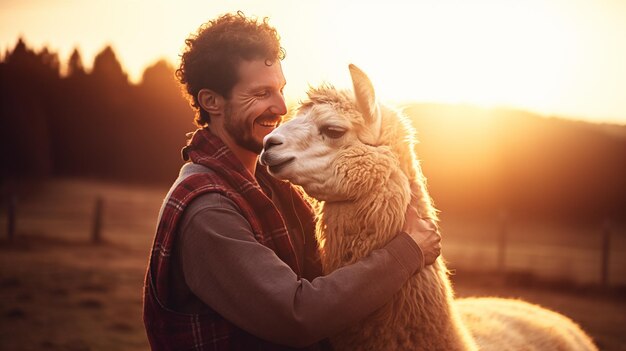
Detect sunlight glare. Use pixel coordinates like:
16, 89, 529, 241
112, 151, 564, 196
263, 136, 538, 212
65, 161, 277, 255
2, 0, 625, 123
301, 1, 582, 115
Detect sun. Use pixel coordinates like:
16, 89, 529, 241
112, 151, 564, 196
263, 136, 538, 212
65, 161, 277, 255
3, 0, 625, 123
289, 2, 579, 112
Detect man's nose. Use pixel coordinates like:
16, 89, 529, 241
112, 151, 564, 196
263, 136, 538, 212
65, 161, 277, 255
269, 93, 287, 116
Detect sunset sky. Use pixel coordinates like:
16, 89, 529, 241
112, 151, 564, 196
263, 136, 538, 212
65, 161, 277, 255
1, 0, 625, 124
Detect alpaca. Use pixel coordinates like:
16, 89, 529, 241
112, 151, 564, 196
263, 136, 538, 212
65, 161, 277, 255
259, 64, 598, 351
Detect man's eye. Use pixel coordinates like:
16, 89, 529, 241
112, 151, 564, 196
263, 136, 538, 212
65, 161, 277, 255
321, 126, 347, 139
255, 90, 269, 98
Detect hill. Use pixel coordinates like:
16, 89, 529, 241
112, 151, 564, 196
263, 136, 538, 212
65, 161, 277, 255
1, 40, 624, 222
403, 104, 626, 221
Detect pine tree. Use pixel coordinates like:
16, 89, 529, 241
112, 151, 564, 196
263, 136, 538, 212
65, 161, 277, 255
67, 48, 85, 77
92, 45, 128, 84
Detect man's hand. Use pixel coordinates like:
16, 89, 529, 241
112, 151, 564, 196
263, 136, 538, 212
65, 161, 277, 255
402, 202, 441, 266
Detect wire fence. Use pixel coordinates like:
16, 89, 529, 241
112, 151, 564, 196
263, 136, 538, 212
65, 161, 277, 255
442, 214, 625, 287
0, 180, 164, 250
2, 180, 625, 287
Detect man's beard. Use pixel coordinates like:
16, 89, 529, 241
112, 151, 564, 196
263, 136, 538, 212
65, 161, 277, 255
223, 103, 264, 154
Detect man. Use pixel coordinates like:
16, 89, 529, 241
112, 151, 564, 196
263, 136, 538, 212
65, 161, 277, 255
143, 12, 441, 350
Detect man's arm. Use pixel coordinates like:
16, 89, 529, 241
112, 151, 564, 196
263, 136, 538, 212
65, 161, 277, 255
177, 193, 425, 348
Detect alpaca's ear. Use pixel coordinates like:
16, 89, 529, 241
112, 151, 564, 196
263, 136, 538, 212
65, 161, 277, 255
349, 64, 382, 144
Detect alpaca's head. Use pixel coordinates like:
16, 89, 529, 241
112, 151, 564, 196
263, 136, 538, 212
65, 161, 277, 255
260, 64, 420, 202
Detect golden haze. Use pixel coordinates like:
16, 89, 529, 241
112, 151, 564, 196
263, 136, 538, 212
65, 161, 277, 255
0, 0, 625, 124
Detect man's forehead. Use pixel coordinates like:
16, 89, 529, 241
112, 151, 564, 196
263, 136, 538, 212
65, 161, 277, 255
236, 59, 286, 86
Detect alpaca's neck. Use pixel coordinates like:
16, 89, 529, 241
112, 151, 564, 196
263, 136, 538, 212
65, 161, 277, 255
318, 190, 406, 271
318, 172, 477, 350
318, 169, 413, 271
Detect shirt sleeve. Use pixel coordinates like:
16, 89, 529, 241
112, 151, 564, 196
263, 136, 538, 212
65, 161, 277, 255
178, 192, 424, 348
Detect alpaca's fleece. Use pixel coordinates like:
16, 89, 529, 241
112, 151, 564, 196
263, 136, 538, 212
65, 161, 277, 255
260, 65, 598, 351
457, 298, 598, 350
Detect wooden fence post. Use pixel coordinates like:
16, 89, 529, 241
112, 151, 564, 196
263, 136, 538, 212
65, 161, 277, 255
497, 210, 508, 272
601, 219, 611, 287
92, 197, 104, 244
7, 194, 16, 242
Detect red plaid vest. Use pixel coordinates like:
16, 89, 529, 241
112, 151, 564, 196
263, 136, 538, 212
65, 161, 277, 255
143, 129, 326, 350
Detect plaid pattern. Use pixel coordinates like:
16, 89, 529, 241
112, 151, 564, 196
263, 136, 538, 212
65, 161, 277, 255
143, 128, 325, 351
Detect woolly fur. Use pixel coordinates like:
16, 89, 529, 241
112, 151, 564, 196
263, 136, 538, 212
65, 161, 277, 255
263, 66, 598, 351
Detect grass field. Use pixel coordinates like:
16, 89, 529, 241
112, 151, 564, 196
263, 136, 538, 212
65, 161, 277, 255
0, 179, 624, 350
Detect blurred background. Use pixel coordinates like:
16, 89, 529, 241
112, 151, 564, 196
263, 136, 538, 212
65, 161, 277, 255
1, 0, 625, 350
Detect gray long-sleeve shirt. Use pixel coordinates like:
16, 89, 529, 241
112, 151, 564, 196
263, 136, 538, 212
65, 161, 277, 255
169, 188, 424, 348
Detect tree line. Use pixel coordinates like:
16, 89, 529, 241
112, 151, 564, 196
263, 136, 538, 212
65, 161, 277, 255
1, 39, 194, 184
1, 38, 624, 221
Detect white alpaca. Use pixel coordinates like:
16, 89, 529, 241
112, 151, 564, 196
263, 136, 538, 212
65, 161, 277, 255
260, 65, 598, 351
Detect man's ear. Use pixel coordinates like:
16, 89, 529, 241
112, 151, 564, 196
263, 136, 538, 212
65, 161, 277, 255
197, 89, 225, 116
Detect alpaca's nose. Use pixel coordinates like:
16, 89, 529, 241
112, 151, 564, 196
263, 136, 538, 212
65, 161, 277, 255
263, 135, 283, 151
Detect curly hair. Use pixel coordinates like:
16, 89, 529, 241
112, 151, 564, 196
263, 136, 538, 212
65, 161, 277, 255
176, 11, 285, 127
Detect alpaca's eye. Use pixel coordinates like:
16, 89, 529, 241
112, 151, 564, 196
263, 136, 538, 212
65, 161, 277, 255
321, 126, 347, 139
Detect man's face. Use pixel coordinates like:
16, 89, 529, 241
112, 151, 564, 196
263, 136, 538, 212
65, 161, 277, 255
222, 59, 287, 154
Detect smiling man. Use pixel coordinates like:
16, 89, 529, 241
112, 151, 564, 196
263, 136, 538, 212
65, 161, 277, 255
203, 58, 287, 166
143, 12, 441, 351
